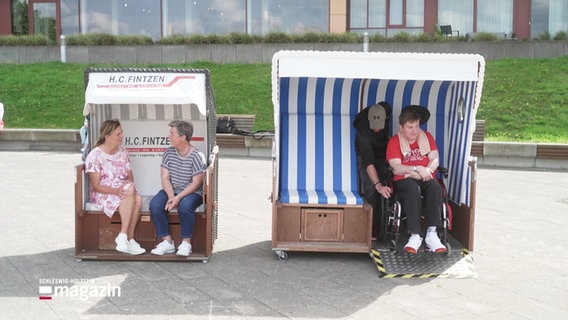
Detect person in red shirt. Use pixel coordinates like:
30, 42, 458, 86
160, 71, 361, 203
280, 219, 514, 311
386, 105, 446, 254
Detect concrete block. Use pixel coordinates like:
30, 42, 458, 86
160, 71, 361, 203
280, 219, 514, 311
534, 41, 566, 59
219, 147, 249, 158
66, 46, 89, 64
261, 44, 313, 63
161, 45, 187, 64
89, 46, 114, 64
483, 141, 537, 158
248, 147, 272, 158
112, 46, 137, 64
535, 159, 568, 170
136, 45, 162, 64
503, 41, 534, 59
392, 42, 424, 53
244, 136, 273, 149
236, 44, 262, 63
0, 46, 19, 63
0, 129, 34, 141
481, 156, 536, 168
186, 45, 211, 62
20, 46, 58, 63
313, 43, 360, 52
476, 42, 506, 61
210, 44, 237, 63
369, 42, 394, 53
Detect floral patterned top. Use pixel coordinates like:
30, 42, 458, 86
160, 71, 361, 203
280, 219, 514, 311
85, 146, 134, 217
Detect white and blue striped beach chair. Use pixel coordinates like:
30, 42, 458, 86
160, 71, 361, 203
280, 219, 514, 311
271, 51, 485, 259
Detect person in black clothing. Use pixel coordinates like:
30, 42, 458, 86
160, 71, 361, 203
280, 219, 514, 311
353, 101, 392, 239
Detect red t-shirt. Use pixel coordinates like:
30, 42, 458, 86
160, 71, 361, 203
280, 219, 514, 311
386, 132, 438, 181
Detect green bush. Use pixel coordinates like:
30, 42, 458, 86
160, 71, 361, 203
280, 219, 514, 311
263, 32, 291, 43
553, 31, 567, 40
0, 35, 51, 46
392, 32, 411, 42
473, 32, 497, 41
369, 33, 388, 42
66, 33, 154, 45
115, 35, 153, 45
536, 32, 551, 40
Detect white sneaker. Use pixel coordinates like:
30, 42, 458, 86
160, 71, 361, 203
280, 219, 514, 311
115, 233, 129, 253
404, 234, 423, 254
127, 239, 146, 255
176, 241, 192, 256
150, 240, 175, 255
425, 230, 447, 253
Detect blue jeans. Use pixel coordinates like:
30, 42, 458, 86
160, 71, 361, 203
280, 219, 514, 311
149, 190, 203, 239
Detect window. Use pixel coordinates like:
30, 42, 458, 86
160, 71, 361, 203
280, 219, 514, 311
531, 0, 549, 37
350, 0, 423, 35
163, 0, 246, 36
389, 0, 403, 26
80, 0, 161, 40
33, 2, 57, 41
438, 0, 473, 35
250, 0, 328, 35
476, 0, 512, 33
11, 0, 29, 35
61, 0, 79, 35
549, 0, 568, 37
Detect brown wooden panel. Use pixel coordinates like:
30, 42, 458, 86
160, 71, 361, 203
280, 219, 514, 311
275, 205, 301, 242
302, 208, 343, 242
343, 205, 372, 244
136, 214, 157, 250
449, 201, 475, 251
78, 213, 100, 252
99, 214, 122, 250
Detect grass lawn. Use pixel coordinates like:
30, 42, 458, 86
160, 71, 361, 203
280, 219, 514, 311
0, 56, 567, 143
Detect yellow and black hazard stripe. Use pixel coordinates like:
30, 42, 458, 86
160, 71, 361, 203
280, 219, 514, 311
371, 248, 474, 279
371, 249, 387, 277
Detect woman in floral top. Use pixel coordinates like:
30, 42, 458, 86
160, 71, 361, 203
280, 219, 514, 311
84, 119, 145, 255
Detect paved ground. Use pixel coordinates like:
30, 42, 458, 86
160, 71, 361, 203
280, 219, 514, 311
0, 151, 567, 320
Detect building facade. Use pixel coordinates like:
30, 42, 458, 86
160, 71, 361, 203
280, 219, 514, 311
0, 0, 566, 42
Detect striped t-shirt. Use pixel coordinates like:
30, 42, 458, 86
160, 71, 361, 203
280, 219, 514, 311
161, 147, 207, 195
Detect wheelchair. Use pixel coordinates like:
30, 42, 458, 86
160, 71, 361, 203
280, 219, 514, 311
377, 166, 453, 255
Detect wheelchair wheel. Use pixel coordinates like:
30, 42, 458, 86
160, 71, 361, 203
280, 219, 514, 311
377, 197, 389, 242
388, 200, 403, 252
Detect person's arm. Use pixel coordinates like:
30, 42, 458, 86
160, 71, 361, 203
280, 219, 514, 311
164, 171, 204, 211
160, 166, 175, 199
388, 158, 418, 179
366, 164, 391, 198
176, 172, 204, 199
88, 172, 121, 197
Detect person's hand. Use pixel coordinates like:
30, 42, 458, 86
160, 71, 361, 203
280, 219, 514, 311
376, 184, 392, 198
118, 183, 130, 200
417, 166, 434, 181
165, 195, 180, 211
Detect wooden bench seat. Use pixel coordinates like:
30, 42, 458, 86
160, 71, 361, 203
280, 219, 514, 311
536, 144, 568, 160
216, 114, 255, 148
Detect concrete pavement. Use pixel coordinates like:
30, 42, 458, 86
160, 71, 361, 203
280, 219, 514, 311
0, 150, 567, 319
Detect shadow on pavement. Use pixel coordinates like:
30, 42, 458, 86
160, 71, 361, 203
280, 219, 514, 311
1, 241, 430, 318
